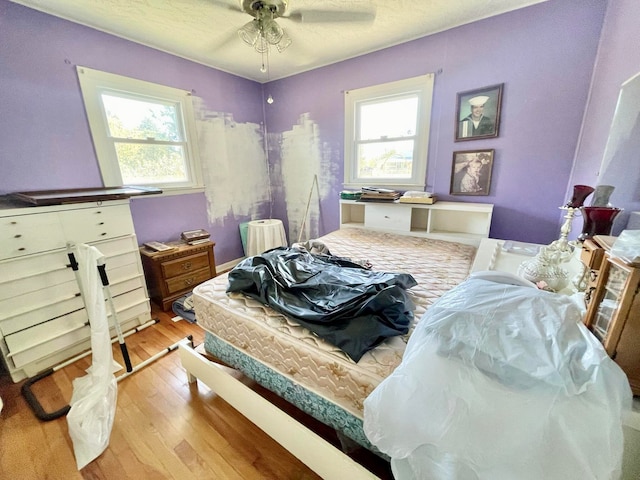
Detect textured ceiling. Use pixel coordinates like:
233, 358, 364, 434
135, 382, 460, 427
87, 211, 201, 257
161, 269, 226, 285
10, 0, 547, 82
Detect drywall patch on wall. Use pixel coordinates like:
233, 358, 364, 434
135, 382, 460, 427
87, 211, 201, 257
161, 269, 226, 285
194, 98, 270, 224
280, 113, 336, 243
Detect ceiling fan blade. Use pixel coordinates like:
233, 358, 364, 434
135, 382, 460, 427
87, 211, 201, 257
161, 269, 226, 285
285, 8, 376, 24
208, 0, 243, 14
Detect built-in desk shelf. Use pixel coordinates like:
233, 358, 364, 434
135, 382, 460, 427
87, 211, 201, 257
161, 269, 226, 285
339, 200, 493, 246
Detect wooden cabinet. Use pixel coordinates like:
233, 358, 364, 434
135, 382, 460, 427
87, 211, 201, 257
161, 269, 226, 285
582, 235, 640, 395
339, 200, 493, 246
0, 198, 151, 382
140, 241, 216, 311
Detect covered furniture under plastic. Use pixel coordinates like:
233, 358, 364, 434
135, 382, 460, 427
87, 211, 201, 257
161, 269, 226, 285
363, 276, 632, 480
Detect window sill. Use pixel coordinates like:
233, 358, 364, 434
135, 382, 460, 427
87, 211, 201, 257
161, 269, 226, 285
131, 185, 205, 199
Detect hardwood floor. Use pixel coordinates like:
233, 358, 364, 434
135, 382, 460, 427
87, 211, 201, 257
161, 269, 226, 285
0, 303, 392, 479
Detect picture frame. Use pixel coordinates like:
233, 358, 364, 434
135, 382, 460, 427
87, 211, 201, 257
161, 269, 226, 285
450, 149, 495, 196
455, 84, 503, 141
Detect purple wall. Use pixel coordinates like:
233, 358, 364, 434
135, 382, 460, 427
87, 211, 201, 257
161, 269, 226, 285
0, 1, 263, 263
3, 0, 630, 266
266, 0, 607, 244
570, 0, 640, 234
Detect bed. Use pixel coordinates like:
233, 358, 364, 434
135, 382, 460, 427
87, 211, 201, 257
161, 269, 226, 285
178, 227, 477, 478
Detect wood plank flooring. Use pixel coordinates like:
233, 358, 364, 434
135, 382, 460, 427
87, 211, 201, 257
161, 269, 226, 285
0, 304, 392, 479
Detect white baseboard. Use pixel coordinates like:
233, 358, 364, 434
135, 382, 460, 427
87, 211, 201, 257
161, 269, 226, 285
216, 257, 243, 273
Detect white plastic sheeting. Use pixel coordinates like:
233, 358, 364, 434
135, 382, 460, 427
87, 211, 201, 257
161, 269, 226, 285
364, 277, 632, 480
66, 245, 118, 470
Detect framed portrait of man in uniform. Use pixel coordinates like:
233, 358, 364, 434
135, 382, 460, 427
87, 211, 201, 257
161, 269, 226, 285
455, 84, 503, 142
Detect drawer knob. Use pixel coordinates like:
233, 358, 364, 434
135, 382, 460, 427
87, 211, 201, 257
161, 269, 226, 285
18, 247, 26, 251
184, 278, 194, 286
99, 222, 105, 225
384, 215, 390, 219
182, 262, 192, 270
10, 221, 17, 225
101, 232, 107, 236
14, 234, 22, 238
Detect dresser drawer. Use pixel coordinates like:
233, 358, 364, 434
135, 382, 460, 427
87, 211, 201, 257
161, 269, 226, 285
0, 280, 83, 336
4, 288, 149, 368
0, 264, 145, 336
581, 239, 605, 269
0, 236, 143, 300
161, 252, 211, 279
165, 267, 212, 295
59, 204, 135, 243
0, 250, 72, 300
0, 213, 66, 260
365, 204, 411, 231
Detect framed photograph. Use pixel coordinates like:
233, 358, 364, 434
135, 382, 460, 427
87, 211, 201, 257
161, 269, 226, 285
450, 149, 494, 196
455, 84, 503, 141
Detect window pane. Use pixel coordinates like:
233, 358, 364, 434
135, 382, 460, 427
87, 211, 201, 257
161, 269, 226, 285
114, 143, 187, 184
359, 97, 418, 140
357, 140, 414, 178
102, 94, 182, 142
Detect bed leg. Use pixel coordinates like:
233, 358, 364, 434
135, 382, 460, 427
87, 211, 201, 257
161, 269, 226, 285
179, 339, 198, 384
337, 431, 361, 454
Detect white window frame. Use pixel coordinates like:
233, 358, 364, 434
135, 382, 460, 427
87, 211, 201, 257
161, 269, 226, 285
344, 74, 434, 190
77, 66, 203, 195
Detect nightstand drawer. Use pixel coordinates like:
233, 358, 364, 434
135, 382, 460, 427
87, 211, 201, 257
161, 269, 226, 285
161, 252, 210, 279
165, 267, 212, 294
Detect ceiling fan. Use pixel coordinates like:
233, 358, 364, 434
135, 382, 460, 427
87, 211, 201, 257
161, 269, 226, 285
214, 0, 377, 54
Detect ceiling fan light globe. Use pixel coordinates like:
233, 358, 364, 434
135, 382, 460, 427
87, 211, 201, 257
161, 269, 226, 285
275, 33, 292, 52
263, 19, 284, 44
238, 20, 260, 46
254, 36, 269, 53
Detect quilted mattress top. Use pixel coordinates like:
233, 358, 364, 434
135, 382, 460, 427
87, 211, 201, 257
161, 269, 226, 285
193, 228, 476, 417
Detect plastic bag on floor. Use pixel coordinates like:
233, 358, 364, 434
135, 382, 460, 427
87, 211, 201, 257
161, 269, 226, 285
66, 244, 118, 470
364, 277, 632, 480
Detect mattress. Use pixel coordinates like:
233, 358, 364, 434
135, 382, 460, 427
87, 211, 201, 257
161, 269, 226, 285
193, 228, 476, 422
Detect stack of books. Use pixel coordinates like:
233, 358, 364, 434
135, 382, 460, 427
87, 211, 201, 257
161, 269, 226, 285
340, 190, 362, 200
398, 191, 437, 204
359, 187, 401, 202
181, 229, 211, 245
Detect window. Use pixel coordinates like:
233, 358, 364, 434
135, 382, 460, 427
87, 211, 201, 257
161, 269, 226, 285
77, 66, 203, 194
344, 74, 434, 190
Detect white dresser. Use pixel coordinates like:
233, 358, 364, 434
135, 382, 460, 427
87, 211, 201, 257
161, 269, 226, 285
0, 198, 151, 382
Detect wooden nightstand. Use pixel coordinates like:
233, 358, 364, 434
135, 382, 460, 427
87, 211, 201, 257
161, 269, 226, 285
140, 240, 216, 311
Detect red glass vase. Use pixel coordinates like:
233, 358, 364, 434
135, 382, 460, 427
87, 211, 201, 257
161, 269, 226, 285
578, 207, 623, 242
567, 185, 595, 208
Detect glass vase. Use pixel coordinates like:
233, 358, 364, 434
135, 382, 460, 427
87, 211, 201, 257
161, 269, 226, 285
567, 184, 595, 208
590, 185, 615, 207
578, 206, 623, 242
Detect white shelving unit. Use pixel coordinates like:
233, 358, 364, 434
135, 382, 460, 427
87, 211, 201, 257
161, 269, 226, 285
339, 200, 493, 246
